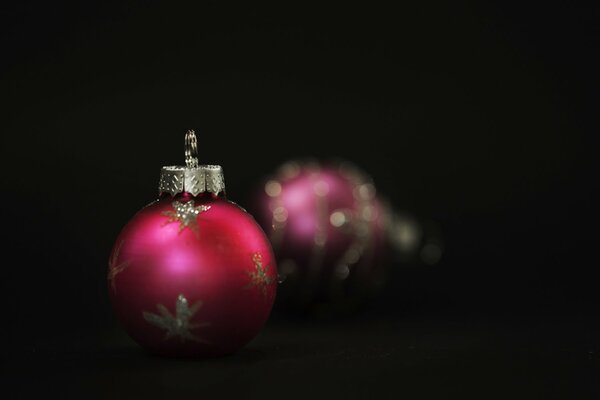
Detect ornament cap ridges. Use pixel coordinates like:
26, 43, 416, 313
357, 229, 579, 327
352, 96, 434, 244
158, 130, 226, 197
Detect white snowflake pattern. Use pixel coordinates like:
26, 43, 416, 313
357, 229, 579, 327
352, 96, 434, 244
143, 294, 210, 343
162, 200, 211, 237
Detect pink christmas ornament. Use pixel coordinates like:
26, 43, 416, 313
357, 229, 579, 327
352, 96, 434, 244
255, 161, 387, 313
108, 130, 276, 357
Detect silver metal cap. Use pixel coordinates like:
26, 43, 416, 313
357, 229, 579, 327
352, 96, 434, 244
158, 130, 226, 197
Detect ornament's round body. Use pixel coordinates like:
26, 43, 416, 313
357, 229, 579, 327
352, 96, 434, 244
109, 193, 277, 357
255, 161, 386, 313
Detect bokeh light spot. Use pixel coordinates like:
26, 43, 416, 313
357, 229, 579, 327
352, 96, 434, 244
265, 180, 282, 197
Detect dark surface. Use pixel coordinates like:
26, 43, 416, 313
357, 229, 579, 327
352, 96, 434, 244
1, 1, 598, 398
5, 315, 599, 399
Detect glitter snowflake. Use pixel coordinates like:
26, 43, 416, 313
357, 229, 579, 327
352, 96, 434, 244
162, 200, 211, 237
143, 294, 210, 343
107, 240, 130, 292
245, 252, 275, 298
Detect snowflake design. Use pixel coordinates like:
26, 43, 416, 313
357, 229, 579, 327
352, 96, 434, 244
143, 294, 210, 343
107, 240, 130, 292
162, 200, 211, 237
245, 252, 275, 298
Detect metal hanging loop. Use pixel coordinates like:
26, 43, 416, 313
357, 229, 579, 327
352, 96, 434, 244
185, 129, 199, 168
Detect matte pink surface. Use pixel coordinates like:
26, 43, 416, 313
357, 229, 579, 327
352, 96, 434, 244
108, 193, 277, 357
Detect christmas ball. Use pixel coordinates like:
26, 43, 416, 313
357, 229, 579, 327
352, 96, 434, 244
108, 130, 276, 357
254, 160, 387, 313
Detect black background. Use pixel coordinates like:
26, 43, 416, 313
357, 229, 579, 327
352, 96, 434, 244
1, 1, 597, 398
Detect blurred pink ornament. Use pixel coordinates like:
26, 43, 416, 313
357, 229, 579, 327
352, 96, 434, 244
255, 160, 388, 313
